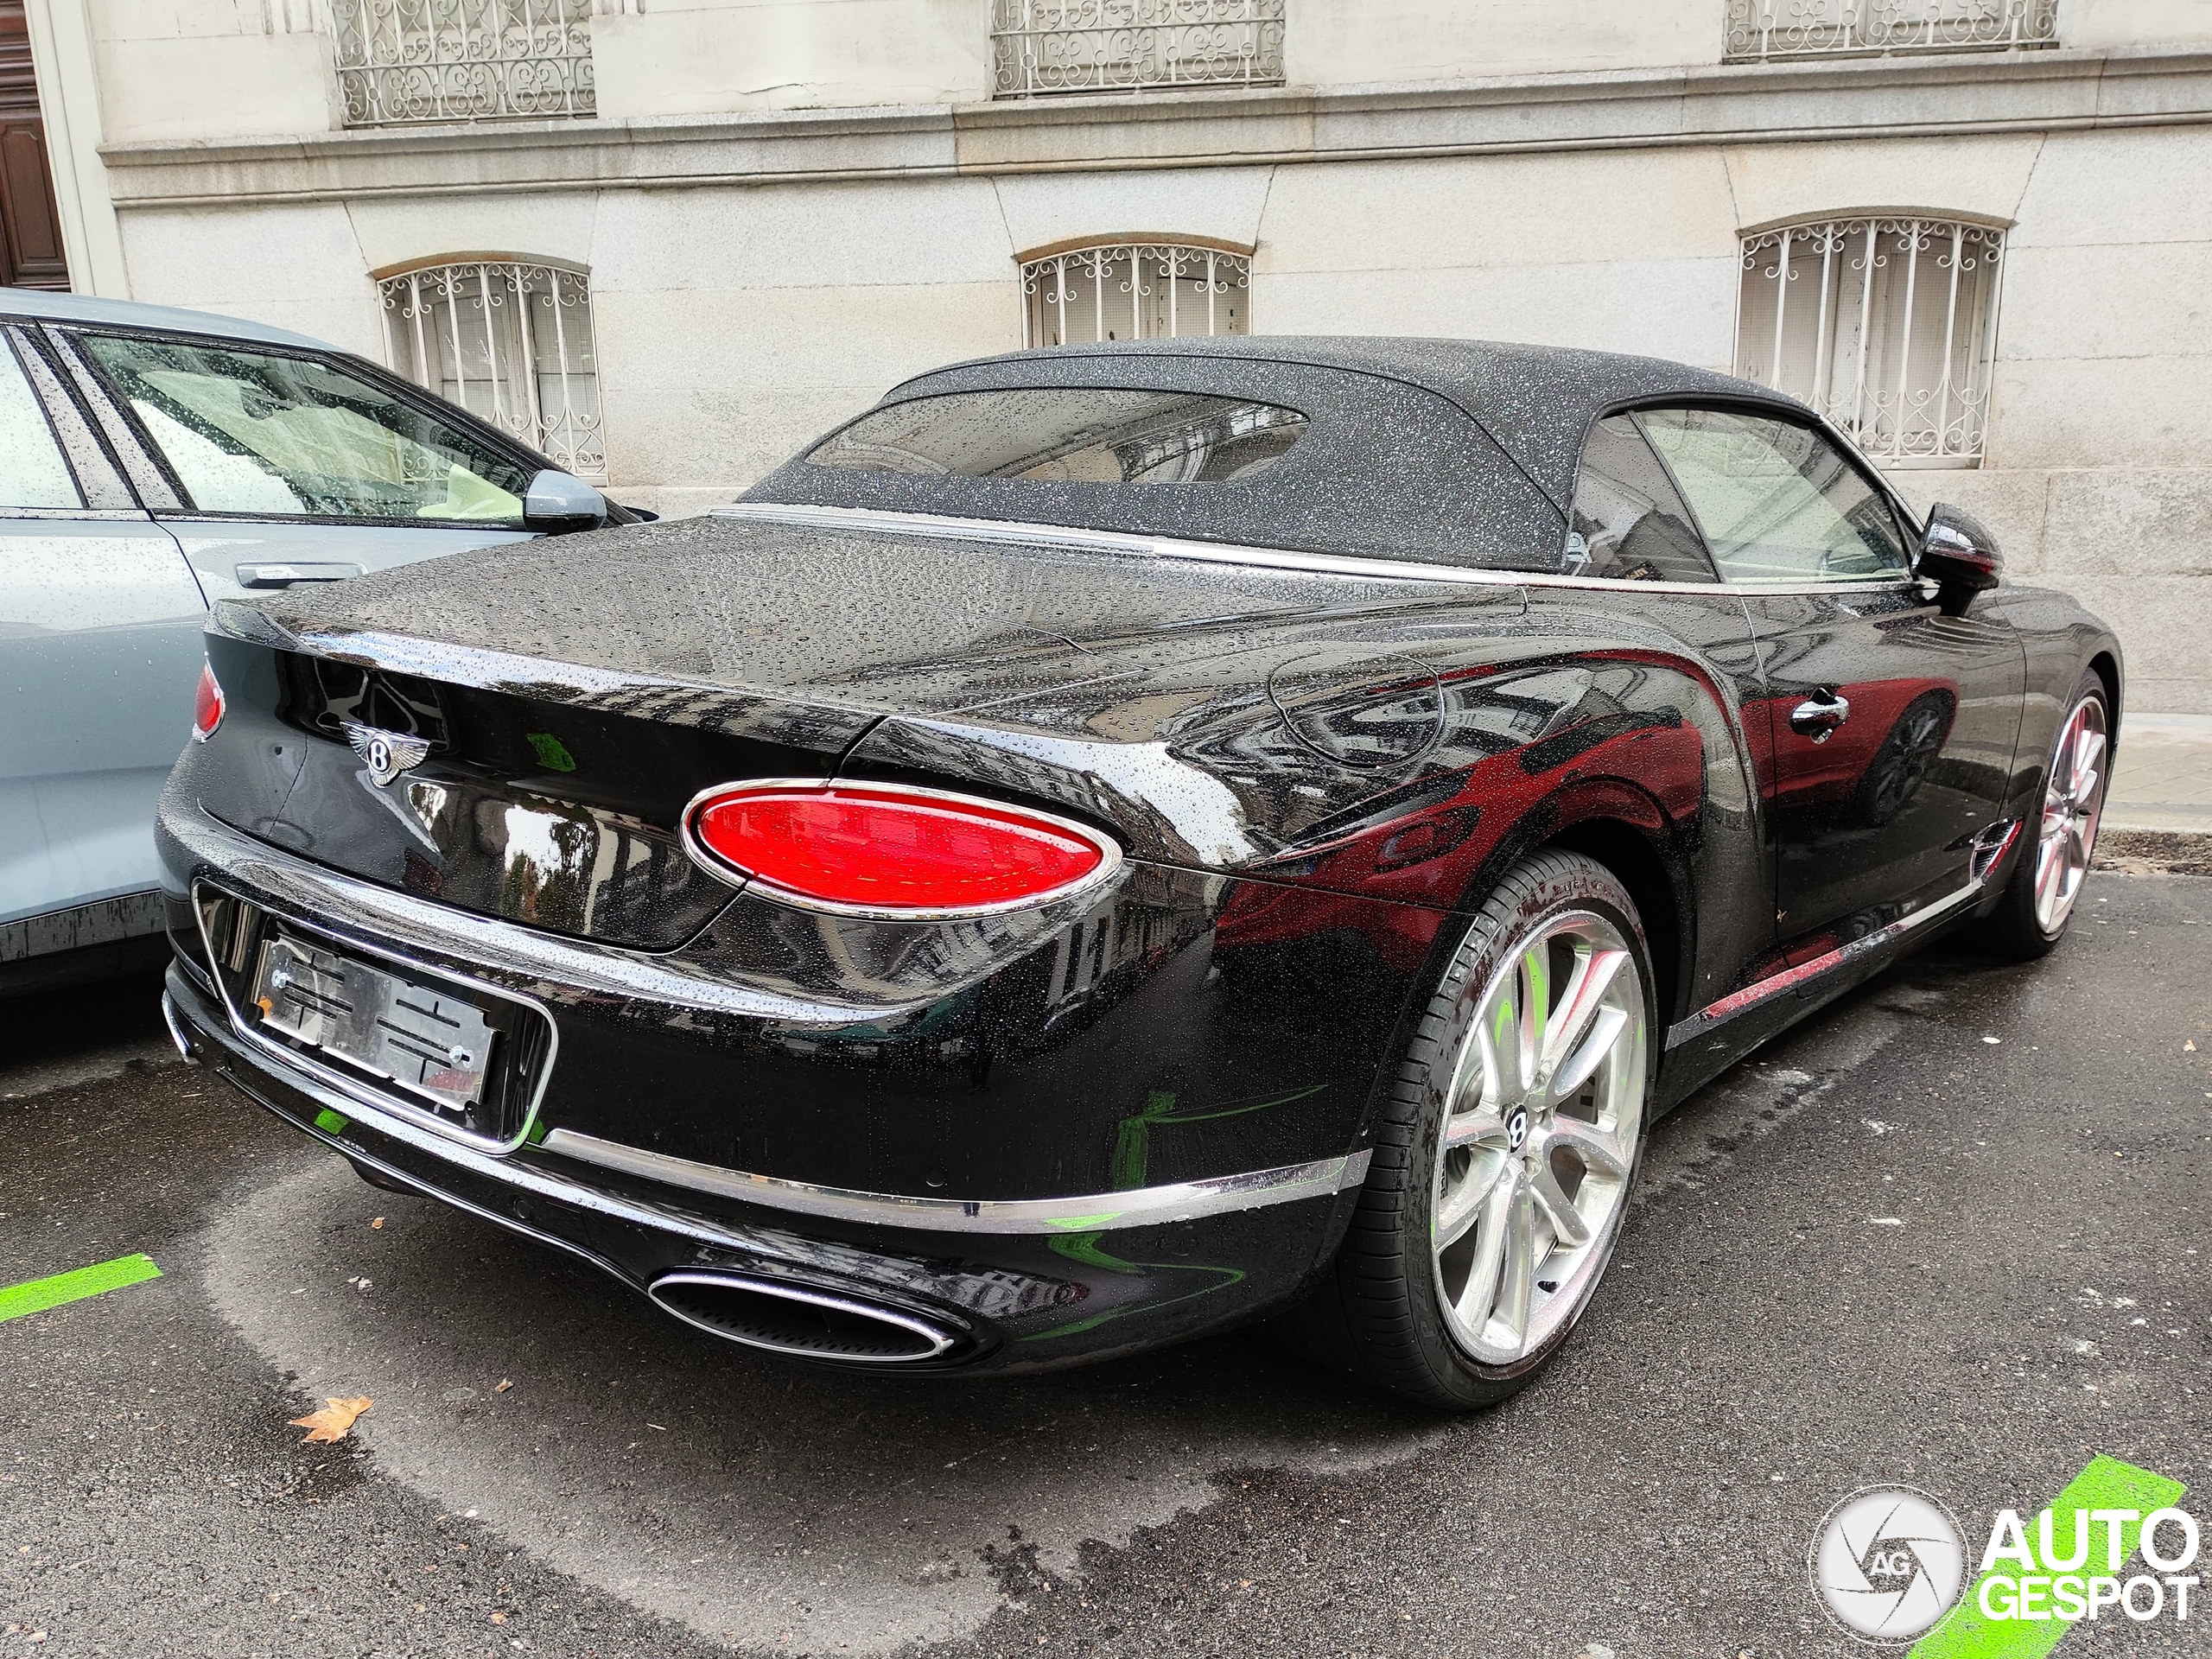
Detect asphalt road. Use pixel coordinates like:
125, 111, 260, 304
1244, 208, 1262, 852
4, 872, 2209, 1659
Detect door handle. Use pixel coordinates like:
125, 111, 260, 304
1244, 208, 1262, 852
1789, 691, 1851, 742
235, 562, 365, 588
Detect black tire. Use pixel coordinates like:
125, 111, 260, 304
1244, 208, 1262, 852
1978, 669, 2111, 961
1274, 850, 1656, 1410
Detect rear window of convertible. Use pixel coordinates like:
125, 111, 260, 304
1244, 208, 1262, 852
805, 388, 1306, 485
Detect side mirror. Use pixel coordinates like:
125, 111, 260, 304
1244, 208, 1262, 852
522, 468, 607, 535
1916, 501, 2002, 614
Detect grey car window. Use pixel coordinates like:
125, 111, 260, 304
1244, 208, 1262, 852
1563, 414, 1715, 583
1637, 407, 1909, 584
79, 334, 531, 523
808, 388, 1306, 484
0, 338, 82, 510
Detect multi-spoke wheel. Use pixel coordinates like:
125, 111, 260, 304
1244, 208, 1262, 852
1980, 671, 2111, 960
1274, 849, 1654, 1409
1430, 911, 1645, 1368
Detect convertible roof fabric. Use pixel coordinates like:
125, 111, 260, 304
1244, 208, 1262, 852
743, 336, 1799, 573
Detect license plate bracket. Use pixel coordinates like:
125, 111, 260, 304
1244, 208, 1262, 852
194, 887, 554, 1150
251, 934, 498, 1112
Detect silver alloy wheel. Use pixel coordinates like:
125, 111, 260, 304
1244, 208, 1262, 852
2034, 693, 2107, 934
1431, 910, 1648, 1368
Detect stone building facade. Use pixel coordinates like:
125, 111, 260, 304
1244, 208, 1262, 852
19, 0, 2212, 708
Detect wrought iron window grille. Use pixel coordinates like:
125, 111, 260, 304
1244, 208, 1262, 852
1735, 216, 2006, 469
379, 259, 606, 480
1020, 242, 1253, 347
333, 0, 595, 125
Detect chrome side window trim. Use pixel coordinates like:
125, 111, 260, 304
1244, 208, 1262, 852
713, 501, 1916, 601
545, 1126, 1372, 1235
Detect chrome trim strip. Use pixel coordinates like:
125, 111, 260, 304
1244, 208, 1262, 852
168, 981, 866, 1262
1665, 877, 1986, 1049
168, 968, 1367, 1240
646, 1270, 960, 1363
680, 776, 1126, 920
163, 804, 887, 1024
190, 880, 561, 1156
544, 1127, 1372, 1235
712, 501, 1921, 600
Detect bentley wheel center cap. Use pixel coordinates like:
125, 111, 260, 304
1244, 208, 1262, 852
1504, 1105, 1529, 1154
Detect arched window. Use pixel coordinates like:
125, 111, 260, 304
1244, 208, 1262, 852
1020, 240, 1252, 348
378, 257, 604, 480
1735, 216, 2005, 468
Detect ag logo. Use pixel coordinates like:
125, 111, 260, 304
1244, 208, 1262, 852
1810, 1485, 1967, 1643
342, 721, 431, 788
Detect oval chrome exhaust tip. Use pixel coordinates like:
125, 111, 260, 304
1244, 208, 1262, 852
647, 1270, 962, 1363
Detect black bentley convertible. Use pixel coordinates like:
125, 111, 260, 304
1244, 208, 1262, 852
158, 339, 2119, 1408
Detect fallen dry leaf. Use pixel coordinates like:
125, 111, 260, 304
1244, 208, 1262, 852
489, 1611, 507, 1625
2187, 1039, 2199, 1052
493, 1379, 513, 1395
290, 1396, 373, 1444
371, 1217, 385, 1230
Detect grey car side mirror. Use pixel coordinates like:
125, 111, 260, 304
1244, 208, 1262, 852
1916, 501, 2002, 615
523, 468, 608, 535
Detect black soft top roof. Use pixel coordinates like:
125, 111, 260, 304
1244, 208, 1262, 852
744, 337, 1801, 572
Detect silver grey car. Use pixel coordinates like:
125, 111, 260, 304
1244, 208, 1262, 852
1, 289, 639, 995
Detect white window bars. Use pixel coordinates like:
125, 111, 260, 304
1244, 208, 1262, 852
991, 0, 1285, 97
332, 0, 594, 125
1021, 243, 1252, 347
1724, 0, 2057, 60
1735, 217, 2005, 469
380, 260, 606, 480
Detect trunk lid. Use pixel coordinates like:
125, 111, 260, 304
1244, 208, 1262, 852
202, 511, 1496, 946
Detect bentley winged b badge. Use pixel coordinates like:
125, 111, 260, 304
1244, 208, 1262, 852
341, 721, 431, 787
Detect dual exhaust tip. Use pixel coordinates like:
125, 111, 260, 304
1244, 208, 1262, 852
647, 1270, 965, 1364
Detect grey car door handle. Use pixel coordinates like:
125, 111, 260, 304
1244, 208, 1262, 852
1789, 691, 1851, 742
236, 562, 365, 587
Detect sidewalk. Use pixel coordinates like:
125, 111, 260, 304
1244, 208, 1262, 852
2108, 712, 2212, 836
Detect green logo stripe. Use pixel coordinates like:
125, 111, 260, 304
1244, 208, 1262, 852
0, 1253, 163, 1325
1910, 1455, 2190, 1659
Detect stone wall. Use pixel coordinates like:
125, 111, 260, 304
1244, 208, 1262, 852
41, 3, 2212, 710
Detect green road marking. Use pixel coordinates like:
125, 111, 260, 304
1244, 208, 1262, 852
314, 1108, 350, 1135
0, 1254, 162, 1325
1911, 1455, 2190, 1659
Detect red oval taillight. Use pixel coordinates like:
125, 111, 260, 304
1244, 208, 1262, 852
683, 782, 1119, 916
192, 661, 225, 742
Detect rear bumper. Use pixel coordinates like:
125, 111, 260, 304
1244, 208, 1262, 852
165, 964, 1361, 1370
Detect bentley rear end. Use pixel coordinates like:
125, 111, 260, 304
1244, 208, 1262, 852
156, 517, 1423, 1374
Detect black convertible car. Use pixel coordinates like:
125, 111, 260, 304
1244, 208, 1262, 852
158, 339, 2118, 1408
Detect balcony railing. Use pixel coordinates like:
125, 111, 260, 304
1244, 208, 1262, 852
333, 0, 594, 125
1725, 0, 2057, 60
991, 0, 1285, 97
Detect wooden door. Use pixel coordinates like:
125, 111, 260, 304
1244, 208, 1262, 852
0, 0, 68, 290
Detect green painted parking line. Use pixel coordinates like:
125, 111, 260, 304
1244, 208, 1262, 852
0, 1253, 162, 1325
1912, 1455, 2190, 1659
